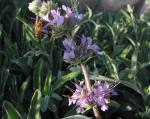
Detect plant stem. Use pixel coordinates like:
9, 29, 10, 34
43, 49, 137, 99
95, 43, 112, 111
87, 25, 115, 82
80, 63, 102, 119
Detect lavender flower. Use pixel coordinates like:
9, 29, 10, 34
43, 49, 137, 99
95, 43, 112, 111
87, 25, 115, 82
92, 81, 113, 111
62, 5, 83, 28
43, 8, 64, 27
63, 35, 100, 63
63, 36, 75, 62
68, 81, 117, 113
62, 5, 83, 21
68, 83, 91, 113
81, 35, 101, 55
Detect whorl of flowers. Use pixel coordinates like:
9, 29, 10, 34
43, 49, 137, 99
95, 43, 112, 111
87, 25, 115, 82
43, 5, 83, 28
69, 81, 117, 113
63, 35, 100, 64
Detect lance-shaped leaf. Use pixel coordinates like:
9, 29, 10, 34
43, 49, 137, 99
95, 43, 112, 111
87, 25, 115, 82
20, 77, 30, 103
131, 47, 139, 80
43, 71, 52, 96
53, 70, 80, 91
3, 101, 23, 119
27, 89, 42, 119
33, 59, 43, 90
0, 69, 9, 97
41, 96, 49, 112
102, 52, 119, 80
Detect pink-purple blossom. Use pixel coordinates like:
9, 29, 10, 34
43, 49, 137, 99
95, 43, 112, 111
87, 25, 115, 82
62, 5, 83, 21
68, 83, 92, 113
43, 8, 64, 27
68, 81, 117, 113
63, 35, 100, 63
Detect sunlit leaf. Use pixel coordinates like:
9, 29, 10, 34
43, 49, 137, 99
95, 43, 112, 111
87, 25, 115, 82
43, 71, 52, 96
3, 101, 23, 119
27, 89, 41, 119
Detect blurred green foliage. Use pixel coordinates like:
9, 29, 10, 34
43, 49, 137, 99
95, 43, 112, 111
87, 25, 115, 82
0, 0, 150, 119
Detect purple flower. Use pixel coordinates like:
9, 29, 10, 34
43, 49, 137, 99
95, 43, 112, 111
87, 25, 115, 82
68, 83, 91, 113
43, 8, 64, 27
76, 107, 84, 113
68, 81, 117, 113
92, 81, 117, 111
62, 5, 83, 21
63, 35, 101, 63
63, 36, 76, 62
68, 84, 83, 105
81, 35, 101, 55
41, 4, 83, 33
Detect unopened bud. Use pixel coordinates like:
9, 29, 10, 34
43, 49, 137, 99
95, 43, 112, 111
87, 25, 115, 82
39, 1, 53, 17
28, 0, 41, 15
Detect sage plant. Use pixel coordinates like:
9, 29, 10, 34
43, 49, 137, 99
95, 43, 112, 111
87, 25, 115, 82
63, 35, 117, 119
28, 1, 117, 119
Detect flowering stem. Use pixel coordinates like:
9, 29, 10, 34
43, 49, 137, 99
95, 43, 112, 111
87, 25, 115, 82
80, 64, 92, 92
80, 63, 102, 119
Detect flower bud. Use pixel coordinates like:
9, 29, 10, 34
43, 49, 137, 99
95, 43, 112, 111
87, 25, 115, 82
39, 1, 53, 17
28, 0, 41, 15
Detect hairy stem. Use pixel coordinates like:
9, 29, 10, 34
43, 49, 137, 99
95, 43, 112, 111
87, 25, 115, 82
80, 63, 102, 119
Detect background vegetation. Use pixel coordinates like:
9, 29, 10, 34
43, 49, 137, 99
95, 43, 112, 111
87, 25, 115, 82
0, 0, 150, 119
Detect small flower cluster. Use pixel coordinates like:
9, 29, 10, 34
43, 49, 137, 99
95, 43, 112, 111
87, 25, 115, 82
28, 0, 83, 34
69, 81, 117, 113
63, 35, 100, 64
43, 5, 83, 27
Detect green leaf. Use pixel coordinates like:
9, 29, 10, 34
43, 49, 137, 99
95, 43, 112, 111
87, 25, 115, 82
51, 93, 62, 101
53, 70, 80, 91
62, 115, 92, 119
120, 45, 132, 58
102, 52, 119, 80
48, 99, 57, 112
20, 77, 30, 103
0, 69, 9, 96
43, 71, 52, 96
27, 89, 41, 119
119, 80, 144, 96
41, 96, 49, 112
86, 6, 93, 19
90, 75, 116, 82
139, 62, 150, 70
90, 75, 144, 96
131, 47, 139, 80
109, 100, 120, 109
33, 59, 43, 90
16, 16, 32, 31
106, 24, 116, 41
3, 101, 23, 119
